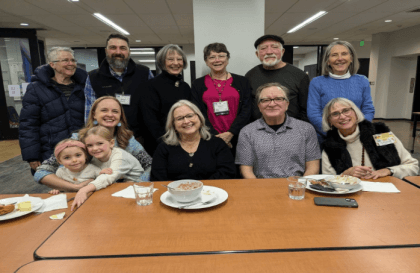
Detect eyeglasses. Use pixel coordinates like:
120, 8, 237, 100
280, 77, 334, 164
175, 113, 197, 122
166, 57, 183, 63
53, 59, 77, 64
259, 97, 287, 105
208, 54, 227, 61
329, 107, 353, 119
259, 44, 281, 51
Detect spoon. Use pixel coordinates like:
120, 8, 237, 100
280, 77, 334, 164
161, 184, 176, 190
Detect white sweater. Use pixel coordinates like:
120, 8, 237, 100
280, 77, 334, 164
322, 126, 419, 179
90, 147, 144, 190
56, 164, 101, 184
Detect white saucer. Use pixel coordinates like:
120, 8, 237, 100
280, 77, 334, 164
304, 175, 363, 195
0, 196, 44, 221
160, 186, 228, 210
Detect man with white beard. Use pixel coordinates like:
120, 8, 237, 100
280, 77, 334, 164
245, 35, 309, 122
84, 33, 153, 138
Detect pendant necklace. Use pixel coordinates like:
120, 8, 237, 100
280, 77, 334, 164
210, 72, 228, 101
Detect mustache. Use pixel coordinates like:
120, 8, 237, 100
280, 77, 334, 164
111, 54, 126, 59
264, 54, 277, 59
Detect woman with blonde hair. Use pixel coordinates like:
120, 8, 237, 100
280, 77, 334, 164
34, 96, 152, 191
151, 100, 236, 181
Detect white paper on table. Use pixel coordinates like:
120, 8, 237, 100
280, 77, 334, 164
360, 181, 400, 193
37, 193, 68, 213
112, 186, 158, 199
21, 82, 29, 95
8, 85, 20, 97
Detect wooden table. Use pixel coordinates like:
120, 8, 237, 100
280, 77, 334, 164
0, 193, 76, 273
17, 247, 420, 272
34, 177, 420, 260
411, 112, 420, 153
404, 176, 420, 187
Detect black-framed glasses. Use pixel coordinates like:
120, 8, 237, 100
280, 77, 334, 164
52, 59, 77, 64
208, 54, 227, 61
175, 113, 197, 122
329, 107, 353, 119
259, 97, 287, 105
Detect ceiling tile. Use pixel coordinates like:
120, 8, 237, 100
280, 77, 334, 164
150, 25, 181, 35
265, 0, 298, 13
331, 0, 388, 13
167, 0, 193, 14
25, 0, 90, 15
125, 0, 171, 14
0, 0, 50, 16
288, 0, 337, 13
174, 14, 193, 26
139, 14, 177, 26
82, 0, 134, 14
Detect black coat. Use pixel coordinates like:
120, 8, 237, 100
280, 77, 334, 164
323, 120, 401, 174
19, 64, 87, 162
191, 73, 252, 136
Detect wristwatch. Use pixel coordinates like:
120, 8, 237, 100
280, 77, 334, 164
387, 167, 394, 176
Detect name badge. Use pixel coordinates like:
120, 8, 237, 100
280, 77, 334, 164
373, 132, 397, 146
213, 101, 229, 116
115, 93, 131, 105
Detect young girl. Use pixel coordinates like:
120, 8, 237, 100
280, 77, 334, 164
49, 139, 111, 195
72, 126, 144, 210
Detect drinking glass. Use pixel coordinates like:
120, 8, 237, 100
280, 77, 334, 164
133, 182, 154, 206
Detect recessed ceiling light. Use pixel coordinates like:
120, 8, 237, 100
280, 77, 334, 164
135, 40, 141, 42
287, 11, 328, 33
293, 46, 299, 49
334, 38, 339, 40
20, 23, 29, 26
138, 60, 155, 63
68, 0, 79, 2
385, 20, 392, 23
93, 13, 130, 35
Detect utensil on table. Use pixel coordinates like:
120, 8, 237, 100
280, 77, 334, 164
161, 184, 176, 190
178, 199, 213, 209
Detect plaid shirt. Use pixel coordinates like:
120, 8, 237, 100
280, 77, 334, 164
84, 66, 154, 122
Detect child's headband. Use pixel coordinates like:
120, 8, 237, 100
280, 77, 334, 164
54, 140, 86, 159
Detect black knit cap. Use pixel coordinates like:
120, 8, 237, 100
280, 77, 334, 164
254, 35, 285, 49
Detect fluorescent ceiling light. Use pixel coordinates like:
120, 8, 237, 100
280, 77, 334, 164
135, 40, 141, 42
139, 60, 156, 63
130, 52, 155, 55
68, 0, 79, 2
293, 46, 299, 48
287, 11, 328, 33
130, 48, 154, 51
333, 38, 339, 40
93, 13, 129, 35
20, 23, 29, 26
385, 20, 392, 23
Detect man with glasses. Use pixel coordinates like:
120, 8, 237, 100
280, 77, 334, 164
84, 33, 154, 139
19, 47, 87, 175
235, 83, 320, 178
245, 35, 310, 122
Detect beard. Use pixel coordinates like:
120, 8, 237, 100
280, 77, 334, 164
262, 54, 282, 67
106, 53, 130, 70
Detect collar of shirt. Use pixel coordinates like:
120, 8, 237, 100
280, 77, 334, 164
329, 70, 351, 79
109, 66, 128, 82
257, 114, 293, 133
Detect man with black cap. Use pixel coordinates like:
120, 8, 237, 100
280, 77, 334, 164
245, 35, 309, 122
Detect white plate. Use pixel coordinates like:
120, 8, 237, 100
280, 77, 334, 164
160, 186, 228, 210
304, 175, 363, 195
0, 196, 44, 221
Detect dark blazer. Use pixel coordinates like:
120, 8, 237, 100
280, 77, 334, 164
19, 64, 87, 162
191, 73, 252, 136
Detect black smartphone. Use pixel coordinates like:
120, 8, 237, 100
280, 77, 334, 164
314, 197, 358, 208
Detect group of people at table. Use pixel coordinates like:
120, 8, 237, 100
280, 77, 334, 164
18, 33, 419, 209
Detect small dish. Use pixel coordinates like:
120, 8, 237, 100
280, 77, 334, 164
161, 186, 228, 210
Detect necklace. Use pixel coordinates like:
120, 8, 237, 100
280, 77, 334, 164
180, 138, 200, 168
210, 72, 228, 101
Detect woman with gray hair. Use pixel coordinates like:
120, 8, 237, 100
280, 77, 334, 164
151, 100, 236, 181
19, 47, 87, 175
307, 40, 375, 144
140, 44, 191, 155
322, 98, 418, 179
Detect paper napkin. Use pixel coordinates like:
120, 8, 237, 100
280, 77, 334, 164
112, 186, 158, 199
37, 194, 68, 213
360, 181, 400, 193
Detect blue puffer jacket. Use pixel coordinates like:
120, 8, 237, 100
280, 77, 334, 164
19, 64, 87, 162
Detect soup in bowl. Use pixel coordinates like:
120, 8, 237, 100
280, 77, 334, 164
167, 180, 203, 202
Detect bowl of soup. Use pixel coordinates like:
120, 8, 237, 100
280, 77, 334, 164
327, 175, 360, 190
167, 180, 203, 203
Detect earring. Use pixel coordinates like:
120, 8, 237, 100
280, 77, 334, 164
117, 122, 121, 127
93, 120, 98, 125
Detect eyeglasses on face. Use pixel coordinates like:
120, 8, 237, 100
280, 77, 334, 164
53, 59, 77, 64
208, 54, 227, 61
259, 97, 287, 105
329, 107, 353, 119
259, 43, 281, 51
166, 57, 184, 63
175, 113, 197, 122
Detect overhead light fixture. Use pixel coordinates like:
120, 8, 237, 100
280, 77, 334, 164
130, 52, 155, 55
20, 23, 29, 26
334, 38, 339, 40
139, 60, 156, 63
93, 13, 129, 35
130, 48, 153, 51
68, 0, 79, 2
135, 40, 141, 42
385, 20, 392, 23
287, 11, 328, 33
293, 46, 299, 49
